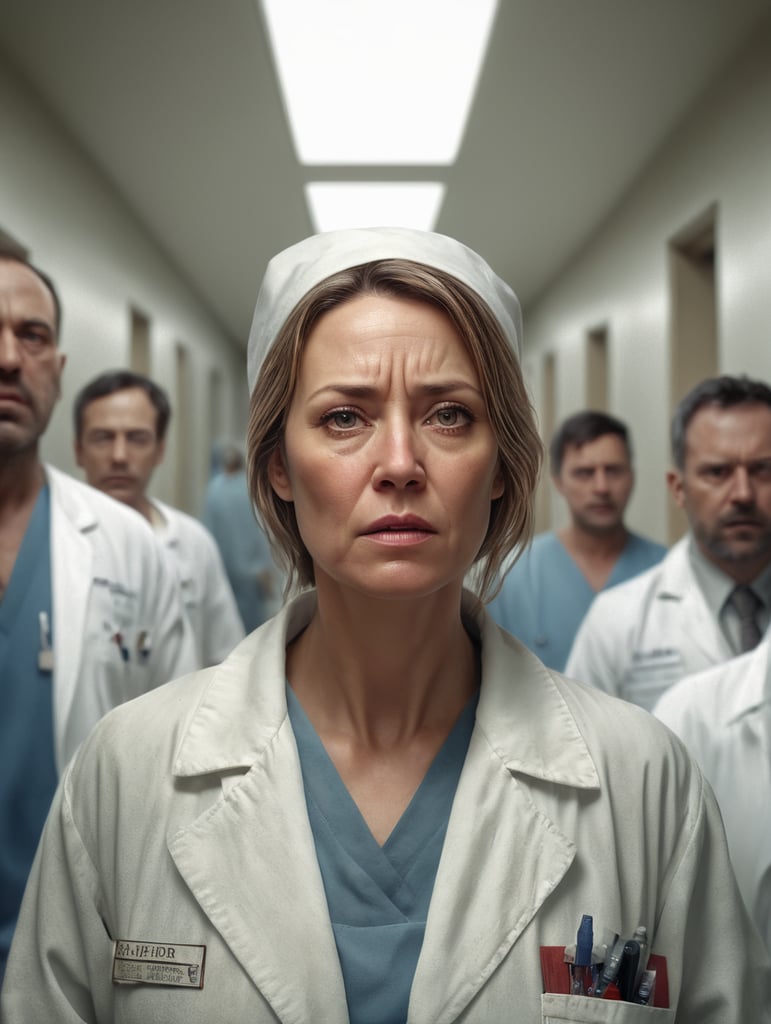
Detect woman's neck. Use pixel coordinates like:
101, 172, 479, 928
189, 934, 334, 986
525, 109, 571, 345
286, 581, 478, 748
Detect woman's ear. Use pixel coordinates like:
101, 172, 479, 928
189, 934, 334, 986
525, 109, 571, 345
268, 447, 293, 501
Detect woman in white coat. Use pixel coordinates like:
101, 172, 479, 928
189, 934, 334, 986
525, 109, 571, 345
2, 228, 769, 1022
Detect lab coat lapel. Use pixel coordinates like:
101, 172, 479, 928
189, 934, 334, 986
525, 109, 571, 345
409, 611, 596, 1023
169, 735, 345, 1021
409, 732, 576, 1023
47, 467, 94, 772
658, 538, 732, 663
724, 644, 771, 902
168, 598, 346, 1022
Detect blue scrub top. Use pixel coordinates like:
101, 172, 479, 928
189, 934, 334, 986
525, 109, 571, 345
288, 685, 477, 1024
0, 485, 57, 977
488, 531, 666, 671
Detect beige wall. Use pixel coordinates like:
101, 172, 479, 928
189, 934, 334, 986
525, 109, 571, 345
523, 24, 771, 544
0, 60, 247, 514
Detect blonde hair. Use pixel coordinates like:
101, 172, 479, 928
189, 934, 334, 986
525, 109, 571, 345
247, 259, 542, 602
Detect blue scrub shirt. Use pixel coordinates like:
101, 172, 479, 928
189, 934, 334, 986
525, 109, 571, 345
288, 685, 477, 1024
0, 485, 57, 977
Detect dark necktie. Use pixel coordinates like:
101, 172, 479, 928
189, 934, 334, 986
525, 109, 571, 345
729, 585, 763, 652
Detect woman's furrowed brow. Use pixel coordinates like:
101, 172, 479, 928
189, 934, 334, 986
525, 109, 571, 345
306, 380, 482, 401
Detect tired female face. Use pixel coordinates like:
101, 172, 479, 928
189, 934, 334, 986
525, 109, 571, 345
268, 292, 504, 602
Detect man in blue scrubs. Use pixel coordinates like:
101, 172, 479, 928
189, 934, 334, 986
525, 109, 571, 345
488, 411, 665, 671
0, 250, 195, 980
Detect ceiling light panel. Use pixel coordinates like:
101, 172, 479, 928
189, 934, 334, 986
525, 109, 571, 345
305, 182, 445, 232
261, 0, 498, 165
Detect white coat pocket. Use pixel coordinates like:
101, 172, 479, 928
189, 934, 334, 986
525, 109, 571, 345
542, 993, 674, 1022
86, 580, 138, 663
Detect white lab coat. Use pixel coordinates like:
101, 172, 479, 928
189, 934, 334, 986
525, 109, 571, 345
47, 466, 198, 772
566, 536, 733, 710
151, 499, 245, 666
3, 592, 769, 1022
654, 639, 771, 953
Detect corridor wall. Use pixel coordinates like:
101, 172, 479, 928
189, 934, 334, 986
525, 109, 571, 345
0, 59, 247, 514
524, 22, 771, 542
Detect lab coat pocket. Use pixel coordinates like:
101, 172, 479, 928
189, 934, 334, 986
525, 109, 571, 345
87, 579, 140, 667
542, 993, 674, 1022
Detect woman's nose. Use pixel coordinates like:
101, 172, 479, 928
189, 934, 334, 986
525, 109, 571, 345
371, 420, 426, 491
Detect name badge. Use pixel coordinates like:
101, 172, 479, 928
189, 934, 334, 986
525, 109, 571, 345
112, 940, 206, 989
630, 646, 682, 669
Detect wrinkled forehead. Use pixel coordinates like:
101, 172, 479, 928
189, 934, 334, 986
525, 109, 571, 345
246, 228, 522, 393
685, 400, 771, 452
294, 291, 481, 387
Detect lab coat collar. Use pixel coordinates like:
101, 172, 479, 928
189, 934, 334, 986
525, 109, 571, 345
467, 593, 600, 789
172, 590, 315, 775
173, 589, 600, 789
46, 463, 99, 531
147, 496, 174, 538
170, 590, 600, 1021
720, 639, 771, 727
656, 535, 733, 663
46, 465, 96, 773
656, 535, 699, 599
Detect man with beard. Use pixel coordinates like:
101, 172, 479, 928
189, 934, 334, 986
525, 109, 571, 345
567, 375, 771, 710
488, 411, 665, 670
0, 251, 196, 980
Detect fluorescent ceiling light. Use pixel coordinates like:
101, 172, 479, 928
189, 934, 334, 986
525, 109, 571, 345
261, 0, 498, 164
306, 182, 445, 232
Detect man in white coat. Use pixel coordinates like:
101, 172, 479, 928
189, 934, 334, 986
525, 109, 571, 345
566, 374, 771, 710
654, 634, 771, 954
0, 251, 197, 979
74, 369, 245, 666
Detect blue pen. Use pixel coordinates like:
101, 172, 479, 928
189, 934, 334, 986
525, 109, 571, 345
570, 915, 594, 996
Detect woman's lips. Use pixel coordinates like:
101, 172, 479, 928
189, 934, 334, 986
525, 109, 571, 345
362, 515, 437, 544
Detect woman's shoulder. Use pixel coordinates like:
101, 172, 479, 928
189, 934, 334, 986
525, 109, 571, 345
75, 664, 220, 769
484, 618, 697, 788
551, 665, 700, 792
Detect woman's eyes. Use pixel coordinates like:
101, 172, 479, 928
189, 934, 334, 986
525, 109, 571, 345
429, 405, 472, 429
320, 403, 473, 433
321, 408, 363, 430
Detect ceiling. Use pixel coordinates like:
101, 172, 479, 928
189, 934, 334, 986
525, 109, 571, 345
1, 0, 769, 346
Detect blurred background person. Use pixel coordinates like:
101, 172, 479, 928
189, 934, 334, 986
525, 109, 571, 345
567, 375, 771, 708
203, 440, 282, 631
488, 411, 664, 670
654, 631, 771, 953
74, 370, 245, 666
0, 251, 195, 981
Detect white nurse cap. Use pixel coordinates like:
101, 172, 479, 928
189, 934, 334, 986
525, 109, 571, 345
246, 227, 522, 393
